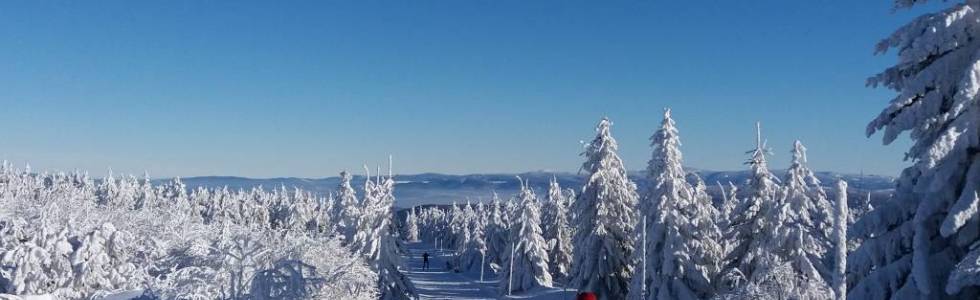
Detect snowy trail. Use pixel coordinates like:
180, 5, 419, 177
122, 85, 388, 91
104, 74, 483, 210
403, 242, 497, 299
402, 242, 577, 300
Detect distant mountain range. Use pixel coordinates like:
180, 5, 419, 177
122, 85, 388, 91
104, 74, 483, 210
163, 170, 895, 208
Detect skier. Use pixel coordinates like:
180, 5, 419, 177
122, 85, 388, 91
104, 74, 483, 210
422, 252, 430, 270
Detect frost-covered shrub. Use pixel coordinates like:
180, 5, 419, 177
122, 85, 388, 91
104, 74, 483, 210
148, 229, 377, 300
714, 255, 834, 300
69, 223, 146, 294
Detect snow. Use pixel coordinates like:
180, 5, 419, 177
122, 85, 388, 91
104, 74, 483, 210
402, 242, 576, 300
0, 289, 143, 300
97, 290, 144, 300
0, 295, 55, 300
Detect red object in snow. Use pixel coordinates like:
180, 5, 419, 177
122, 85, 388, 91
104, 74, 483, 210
575, 292, 598, 300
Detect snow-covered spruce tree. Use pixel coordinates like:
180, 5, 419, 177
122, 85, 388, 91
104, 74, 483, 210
850, 0, 980, 298
833, 180, 848, 300
687, 173, 718, 218
461, 202, 477, 253
204, 187, 224, 223
717, 182, 739, 232
720, 123, 781, 289
459, 200, 489, 272
351, 170, 384, 259
500, 178, 552, 295
351, 164, 417, 300
476, 202, 489, 234
486, 194, 510, 272
334, 171, 360, 245
541, 177, 562, 241
416, 207, 434, 243
378, 172, 417, 300
568, 117, 638, 299
505, 195, 518, 226
543, 176, 574, 280
115, 175, 138, 210
237, 187, 270, 229
459, 213, 488, 272
267, 186, 291, 230
160, 177, 195, 218
132, 172, 157, 210
197, 187, 220, 225
717, 137, 834, 299
446, 201, 468, 256
404, 207, 420, 242
740, 196, 833, 299
95, 170, 120, 207
627, 109, 724, 300
314, 192, 335, 234
290, 188, 318, 233
782, 140, 835, 279
563, 188, 577, 223
417, 206, 447, 245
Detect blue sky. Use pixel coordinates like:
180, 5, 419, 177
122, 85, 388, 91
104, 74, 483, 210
0, 1, 942, 178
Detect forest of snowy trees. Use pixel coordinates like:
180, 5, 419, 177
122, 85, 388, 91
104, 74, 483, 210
407, 111, 849, 299
0, 161, 416, 299
5, 0, 980, 299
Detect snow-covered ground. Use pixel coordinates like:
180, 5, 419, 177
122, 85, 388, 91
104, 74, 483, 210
402, 242, 576, 300
0, 295, 56, 300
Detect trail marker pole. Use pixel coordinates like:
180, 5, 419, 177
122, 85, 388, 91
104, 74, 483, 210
508, 242, 516, 296
642, 217, 648, 299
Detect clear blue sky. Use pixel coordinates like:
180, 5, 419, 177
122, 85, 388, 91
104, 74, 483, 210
0, 1, 940, 178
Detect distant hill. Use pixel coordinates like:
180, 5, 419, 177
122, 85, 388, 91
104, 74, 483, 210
164, 170, 895, 208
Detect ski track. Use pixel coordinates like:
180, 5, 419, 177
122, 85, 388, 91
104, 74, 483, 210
402, 242, 578, 300
403, 242, 497, 299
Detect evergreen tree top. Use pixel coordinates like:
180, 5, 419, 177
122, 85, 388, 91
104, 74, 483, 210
648, 108, 686, 183
745, 122, 772, 170
581, 117, 626, 175
786, 140, 818, 191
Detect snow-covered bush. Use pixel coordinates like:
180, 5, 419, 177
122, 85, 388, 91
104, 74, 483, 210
714, 255, 834, 300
